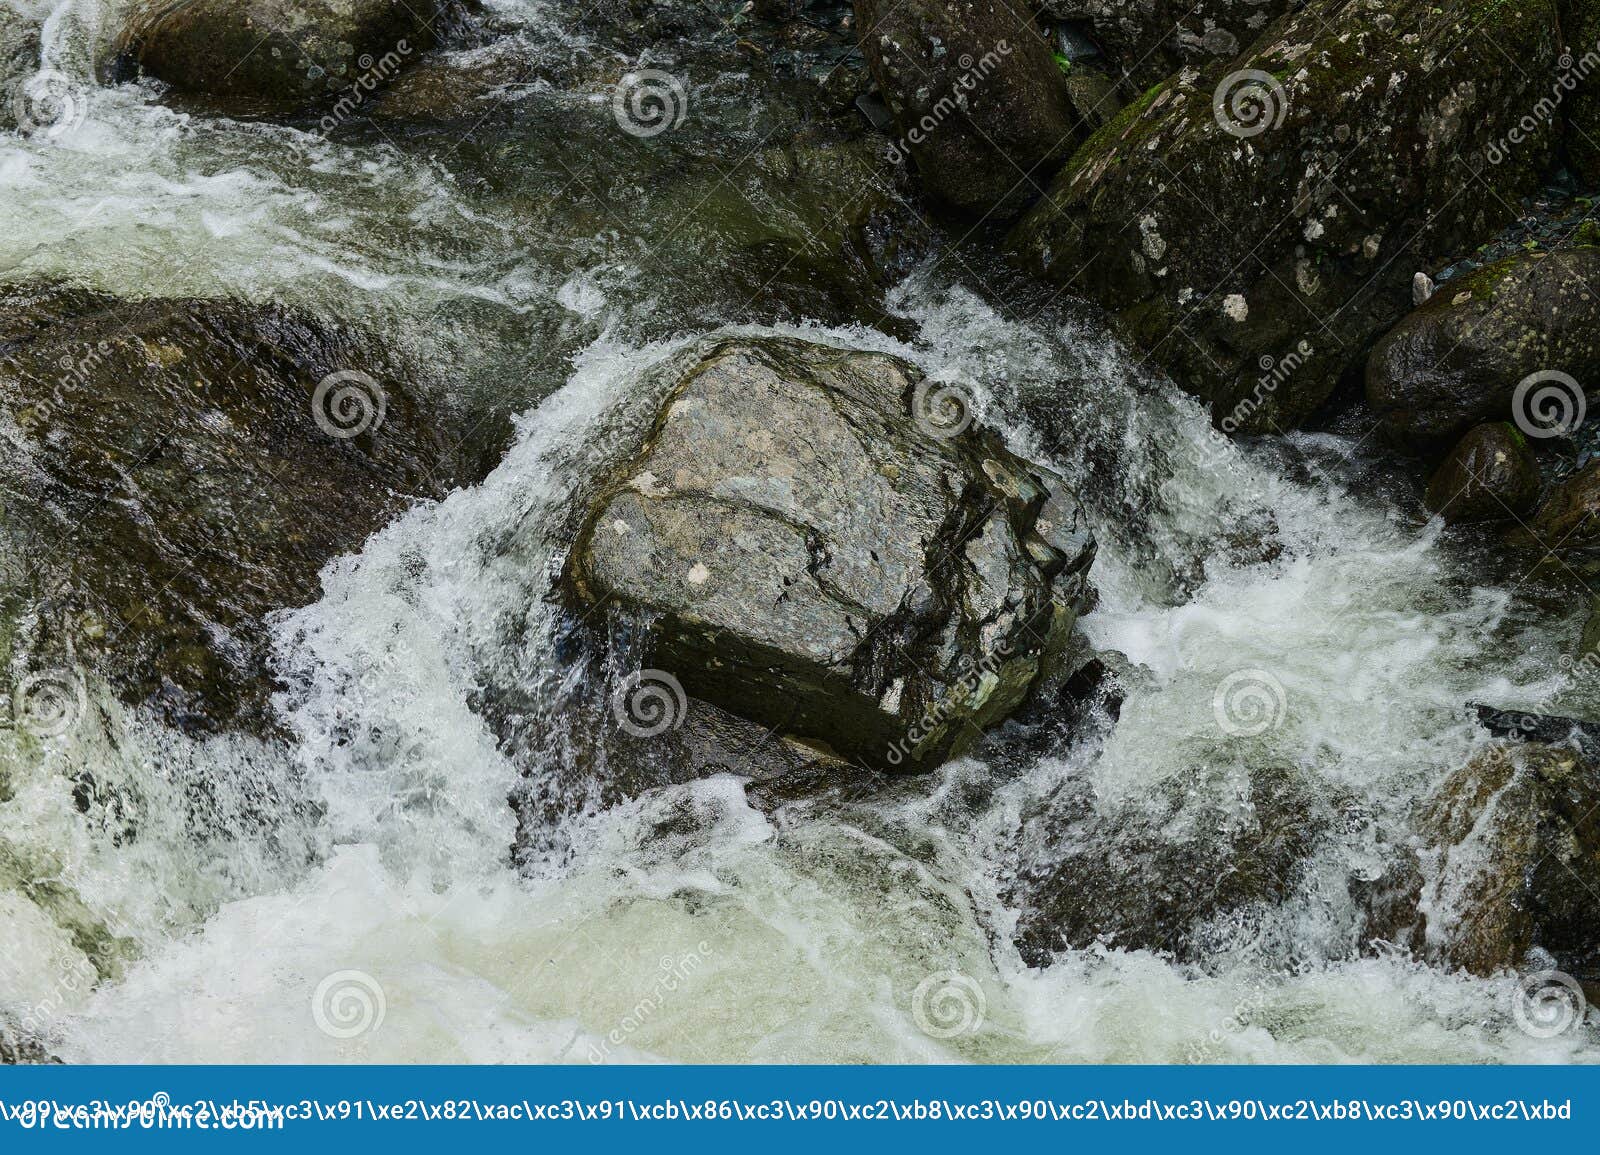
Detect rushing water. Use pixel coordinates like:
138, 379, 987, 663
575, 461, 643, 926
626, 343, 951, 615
2, 0, 1598, 1064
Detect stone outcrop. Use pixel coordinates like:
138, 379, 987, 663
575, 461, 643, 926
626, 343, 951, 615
1010, 0, 1561, 434
1423, 423, 1541, 523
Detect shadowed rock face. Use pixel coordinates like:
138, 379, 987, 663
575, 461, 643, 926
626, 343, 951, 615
1368, 248, 1600, 452
1506, 460, 1600, 563
853, 0, 1079, 216
0, 282, 461, 734
117, 0, 441, 112
563, 337, 1096, 772
1010, 0, 1560, 435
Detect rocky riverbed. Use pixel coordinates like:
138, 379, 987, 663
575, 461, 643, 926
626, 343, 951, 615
0, 0, 1597, 1062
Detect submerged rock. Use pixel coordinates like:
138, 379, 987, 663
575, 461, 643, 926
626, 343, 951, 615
1368, 248, 1600, 452
117, 0, 440, 111
1418, 741, 1600, 984
1010, 0, 1560, 433
1424, 423, 1541, 523
562, 337, 1096, 772
1009, 764, 1322, 964
853, 0, 1079, 216
0, 281, 459, 734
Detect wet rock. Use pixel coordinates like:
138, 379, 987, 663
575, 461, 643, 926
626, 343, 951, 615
853, 0, 1079, 216
0, 1029, 60, 1065
1038, 0, 1304, 89
562, 337, 1096, 772
1368, 248, 1600, 452
1423, 423, 1541, 523
1418, 741, 1600, 983
1011, 0, 1561, 434
117, 0, 441, 112
1009, 764, 1323, 964
0, 281, 460, 734
1506, 461, 1600, 561
1061, 65, 1124, 131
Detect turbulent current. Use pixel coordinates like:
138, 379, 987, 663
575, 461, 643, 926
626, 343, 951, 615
2, 0, 1598, 1064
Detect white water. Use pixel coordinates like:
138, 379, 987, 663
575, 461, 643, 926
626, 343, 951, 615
2, 0, 1597, 1065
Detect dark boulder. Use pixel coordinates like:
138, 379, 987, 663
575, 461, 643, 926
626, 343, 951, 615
1506, 461, 1600, 562
561, 337, 1096, 772
1010, 0, 1561, 434
1423, 423, 1541, 523
117, 0, 440, 112
853, 0, 1080, 216
0, 281, 460, 734
1368, 248, 1600, 452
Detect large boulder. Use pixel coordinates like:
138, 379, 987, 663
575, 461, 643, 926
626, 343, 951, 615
1368, 248, 1600, 451
1009, 0, 1561, 434
0, 281, 459, 733
1423, 422, 1541, 523
562, 337, 1096, 772
117, 0, 440, 111
1038, 0, 1305, 89
853, 0, 1080, 216
1418, 741, 1600, 984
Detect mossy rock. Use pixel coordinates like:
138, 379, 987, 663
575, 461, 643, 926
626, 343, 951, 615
1424, 422, 1541, 522
1368, 248, 1600, 451
1011, 0, 1561, 434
